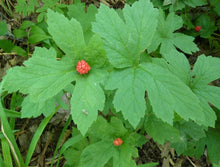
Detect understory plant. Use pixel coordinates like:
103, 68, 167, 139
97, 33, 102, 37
0, 0, 220, 166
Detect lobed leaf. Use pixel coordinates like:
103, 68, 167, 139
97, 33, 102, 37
21, 96, 55, 118
148, 10, 199, 55
80, 116, 141, 167
92, 0, 158, 68
70, 70, 106, 135
80, 140, 113, 167
47, 9, 86, 56
145, 113, 181, 144
3, 47, 76, 102
67, 1, 97, 43
106, 63, 204, 128
192, 55, 220, 86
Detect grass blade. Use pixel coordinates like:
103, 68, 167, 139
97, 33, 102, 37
0, 153, 6, 166
0, 101, 25, 167
24, 111, 56, 166
56, 134, 82, 167
50, 116, 71, 167
1, 137, 13, 167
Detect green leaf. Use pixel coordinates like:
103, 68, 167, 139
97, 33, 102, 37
192, 55, 220, 86
176, 120, 206, 140
20, 21, 34, 29
106, 63, 203, 128
155, 50, 191, 84
210, 0, 220, 16
190, 55, 220, 127
64, 137, 89, 167
195, 14, 217, 38
12, 46, 27, 57
47, 9, 86, 56
88, 116, 128, 142
70, 70, 106, 135
0, 40, 14, 52
83, 34, 107, 68
15, 0, 39, 17
29, 25, 51, 44
192, 86, 218, 127
172, 120, 207, 155
3, 47, 76, 102
92, 0, 158, 68
0, 39, 26, 56
163, 0, 172, 6
145, 113, 181, 144
112, 143, 138, 167
3, 109, 21, 118
102, 90, 115, 116
80, 116, 141, 167
21, 95, 55, 118
67, 2, 97, 43
59, 132, 84, 167
183, 126, 220, 164
88, 116, 113, 140
80, 140, 114, 167
13, 29, 27, 38
105, 68, 147, 127
184, 0, 207, 8
0, 21, 8, 36
148, 10, 199, 55
183, 138, 206, 159
189, 128, 220, 164
194, 85, 220, 110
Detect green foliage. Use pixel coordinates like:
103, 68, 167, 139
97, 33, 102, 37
28, 25, 51, 44
148, 10, 199, 55
15, 0, 66, 21
0, 40, 27, 56
47, 9, 86, 56
171, 0, 207, 10
145, 113, 181, 144
195, 14, 217, 38
21, 95, 55, 118
15, 0, 39, 17
1, 0, 220, 166
210, 0, 220, 16
36, 0, 66, 22
191, 55, 220, 127
0, 21, 8, 36
92, 0, 158, 68
64, 116, 146, 167
67, 0, 98, 43
3, 47, 75, 102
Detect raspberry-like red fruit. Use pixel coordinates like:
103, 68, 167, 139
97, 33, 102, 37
113, 138, 123, 146
76, 60, 91, 74
195, 26, 201, 32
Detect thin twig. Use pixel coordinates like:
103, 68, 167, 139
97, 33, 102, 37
186, 156, 197, 167
100, 0, 110, 7
0, 52, 32, 56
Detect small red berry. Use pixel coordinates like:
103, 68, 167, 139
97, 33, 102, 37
76, 60, 91, 74
195, 26, 201, 32
113, 138, 123, 146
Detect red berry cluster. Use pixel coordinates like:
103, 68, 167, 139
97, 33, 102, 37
76, 60, 91, 74
195, 26, 201, 32
113, 138, 123, 146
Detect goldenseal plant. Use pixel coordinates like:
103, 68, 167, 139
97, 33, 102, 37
1, 0, 220, 165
